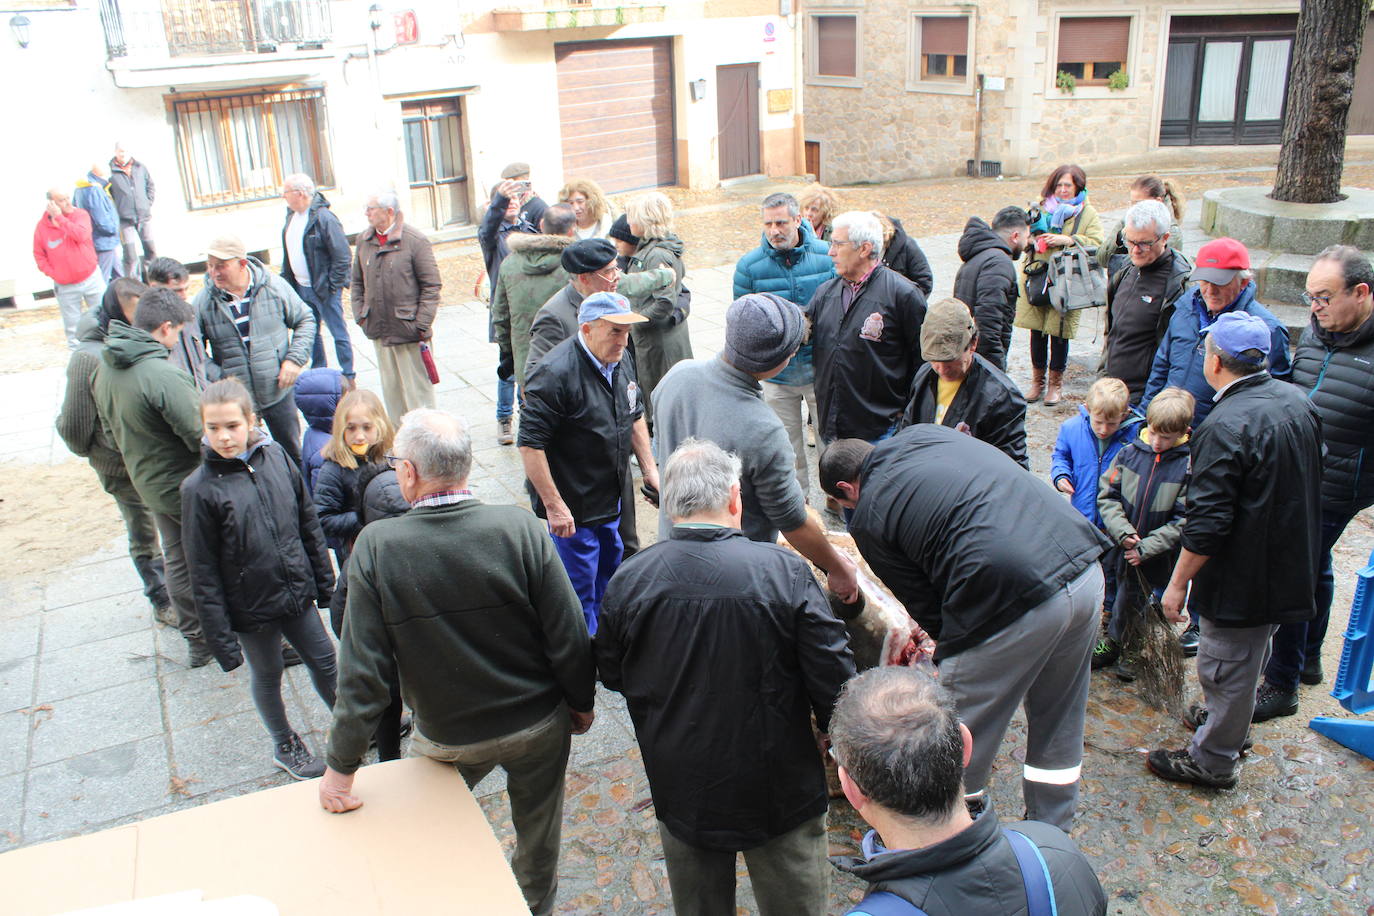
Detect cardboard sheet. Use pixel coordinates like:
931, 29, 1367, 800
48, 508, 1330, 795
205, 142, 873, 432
2, 757, 528, 915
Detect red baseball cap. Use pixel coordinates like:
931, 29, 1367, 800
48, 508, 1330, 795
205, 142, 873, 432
1190, 237, 1251, 285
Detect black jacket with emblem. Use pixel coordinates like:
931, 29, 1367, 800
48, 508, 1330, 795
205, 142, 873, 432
1290, 310, 1374, 515
518, 334, 642, 527
901, 353, 1029, 469
181, 435, 334, 672
1182, 373, 1322, 627
807, 263, 927, 441
596, 526, 856, 852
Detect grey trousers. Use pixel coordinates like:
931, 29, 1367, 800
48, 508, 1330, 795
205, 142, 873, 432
1191, 618, 1277, 776
658, 813, 829, 916
259, 395, 302, 467
938, 563, 1102, 832
95, 467, 166, 607
375, 341, 436, 424
762, 380, 817, 495
410, 707, 571, 916
151, 512, 206, 648
53, 268, 105, 350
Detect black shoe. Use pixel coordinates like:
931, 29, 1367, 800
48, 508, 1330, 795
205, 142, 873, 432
1182, 704, 1254, 752
1179, 622, 1200, 658
398, 714, 413, 739
282, 641, 303, 668
1146, 748, 1237, 789
1091, 637, 1121, 670
1300, 656, 1324, 686
188, 640, 214, 668
1114, 658, 1138, 682
273, 733, 325, 780
1252, 682, 1299, 723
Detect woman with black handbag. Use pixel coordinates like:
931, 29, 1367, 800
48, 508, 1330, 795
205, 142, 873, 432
1014, 163, 1103, 406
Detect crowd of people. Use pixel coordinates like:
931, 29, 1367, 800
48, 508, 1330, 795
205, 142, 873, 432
42, 155, 1374, 916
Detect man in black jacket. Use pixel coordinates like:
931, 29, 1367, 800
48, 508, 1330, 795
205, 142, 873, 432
808, 211, 927, 444
109, 142, 155, 280
1150, 313, 1322, 789
597, 438, 855, 916
280, 174, 354, 380
820, 427, 1109, 830
519, 292, 660, 634
829, 666, 1107, 916
953, 207, 1029, 371
1102, 200, 1193, 402
1258, 246, 1374, 715
901, 297, 1028, 468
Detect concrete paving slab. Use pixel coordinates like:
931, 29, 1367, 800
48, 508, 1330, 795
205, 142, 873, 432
0, 708, 31, 777
29, 679, 162, 767
35, 629, 159, 705
44, 556, 145, 610
0, 655, 36, 715
0, 578, 46, 621
0, 611, 40, 661
0, 772, 23, 850
170, 709, 291, 797
40, 591, 151, 652
23, 736, 173, 843
160, 664, 255, 732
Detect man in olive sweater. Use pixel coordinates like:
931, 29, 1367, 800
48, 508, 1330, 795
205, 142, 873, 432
320, 408, 595, 916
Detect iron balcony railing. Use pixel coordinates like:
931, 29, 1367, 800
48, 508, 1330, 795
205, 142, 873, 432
100, 0, 331, 59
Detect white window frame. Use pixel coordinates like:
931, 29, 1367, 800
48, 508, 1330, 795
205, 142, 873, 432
907, 9, 975, 95
1047, 10, 1142, 101
807, 9, 864, 89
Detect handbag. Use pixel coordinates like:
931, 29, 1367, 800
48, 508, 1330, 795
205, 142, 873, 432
1048, 242, 1107, 314
1024, 259, 1052, 308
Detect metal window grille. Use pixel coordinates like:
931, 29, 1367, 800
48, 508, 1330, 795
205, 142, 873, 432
173, 88, 334, 209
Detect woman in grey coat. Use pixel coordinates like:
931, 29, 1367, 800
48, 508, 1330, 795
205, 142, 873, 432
624, 191, 692, 416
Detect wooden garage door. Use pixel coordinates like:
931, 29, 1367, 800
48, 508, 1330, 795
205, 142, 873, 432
556, 39, 676, 193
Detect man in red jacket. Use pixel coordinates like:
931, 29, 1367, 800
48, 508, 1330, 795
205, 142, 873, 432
34, 188, 105, 350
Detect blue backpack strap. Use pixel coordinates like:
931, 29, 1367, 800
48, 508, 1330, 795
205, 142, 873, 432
1002, 828, 1058, 916
845, 890, 931, 916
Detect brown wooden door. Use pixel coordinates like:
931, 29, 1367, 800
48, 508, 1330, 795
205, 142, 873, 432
402, 97, 472, 230
717, 63, 760, 180
556, 39, 676, 193
805, 141, 821, 180
1350, 14, 1374, 134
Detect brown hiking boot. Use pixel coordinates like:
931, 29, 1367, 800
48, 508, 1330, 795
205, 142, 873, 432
1026, 368, 1045, 402
498, 417, 514, 446
1045, 370, 1064, 406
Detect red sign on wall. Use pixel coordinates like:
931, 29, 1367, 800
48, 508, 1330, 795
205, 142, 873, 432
394, 10, 419, 45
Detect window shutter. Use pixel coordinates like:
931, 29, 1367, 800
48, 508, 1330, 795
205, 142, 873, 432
817, 15, 857, 77
921, 16, 967, 57
1057, 17, 1129, 64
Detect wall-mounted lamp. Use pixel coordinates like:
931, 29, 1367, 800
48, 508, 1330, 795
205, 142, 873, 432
689, 78, 707, 101
368, 4, 383, 32
10, 14, 31, 49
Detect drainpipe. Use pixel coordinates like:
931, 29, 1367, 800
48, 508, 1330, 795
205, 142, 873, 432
972, 72, 984, 178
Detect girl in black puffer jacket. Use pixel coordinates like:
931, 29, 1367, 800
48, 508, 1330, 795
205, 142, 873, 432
182, 378, 338, 780
313, 388, 394, 591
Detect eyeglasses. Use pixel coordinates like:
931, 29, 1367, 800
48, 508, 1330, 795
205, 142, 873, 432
385, 454, 405, 469
594, 266, 621, 283
1124, 236, 1162, 251
1300, 291, 1335, 308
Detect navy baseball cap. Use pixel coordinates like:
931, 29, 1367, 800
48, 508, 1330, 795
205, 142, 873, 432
1202, 312, 1270, 364
578, 292, 647, 325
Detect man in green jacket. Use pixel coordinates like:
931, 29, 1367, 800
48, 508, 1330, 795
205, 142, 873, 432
92, 288, 210, 665
320, 408, 595, 916
491, 204, 577, 396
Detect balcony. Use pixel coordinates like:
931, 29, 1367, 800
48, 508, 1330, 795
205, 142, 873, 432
491, 0, 668, 32
99, 0, 332, 59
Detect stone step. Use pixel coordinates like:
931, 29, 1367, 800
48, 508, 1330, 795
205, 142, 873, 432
1244, 246, 1316, 339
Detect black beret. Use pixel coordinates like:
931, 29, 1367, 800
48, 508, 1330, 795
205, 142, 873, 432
561, 238, 617, 274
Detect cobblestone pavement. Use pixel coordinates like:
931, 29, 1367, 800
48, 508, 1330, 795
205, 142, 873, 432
3, 157, 1374, 915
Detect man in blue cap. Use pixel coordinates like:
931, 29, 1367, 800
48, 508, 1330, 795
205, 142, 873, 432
519, 291, 660, 633
1148, 311, 1322, 790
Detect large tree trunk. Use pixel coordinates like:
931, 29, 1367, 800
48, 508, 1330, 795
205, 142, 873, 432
1272, 0, 1369, 203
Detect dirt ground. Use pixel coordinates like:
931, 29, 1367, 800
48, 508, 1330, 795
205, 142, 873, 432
0, 459, 124, 581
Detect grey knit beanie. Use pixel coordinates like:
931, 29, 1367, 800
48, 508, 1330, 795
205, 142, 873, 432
722, 293, 805, 373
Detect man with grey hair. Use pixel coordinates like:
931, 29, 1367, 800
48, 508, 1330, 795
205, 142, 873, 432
281, 173, 354, 380
828, 666, 1107, 915
597, 437, 856, 916
1102, 198, 1194, 402
1142, 236, 1289, 428
806, 209, 927, 445
352, 191, 442, 421
321, 407, 595, 916
731, 192, 834, 496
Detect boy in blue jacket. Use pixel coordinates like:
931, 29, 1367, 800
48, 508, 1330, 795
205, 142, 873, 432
1052, 377, 1142, 618
1094, 387, 1194, 672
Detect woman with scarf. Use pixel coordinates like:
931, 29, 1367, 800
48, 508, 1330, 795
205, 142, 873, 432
1013, 163, 1102, 406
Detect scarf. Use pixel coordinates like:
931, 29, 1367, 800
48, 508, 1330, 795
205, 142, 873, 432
1044, 190, 1087, 231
